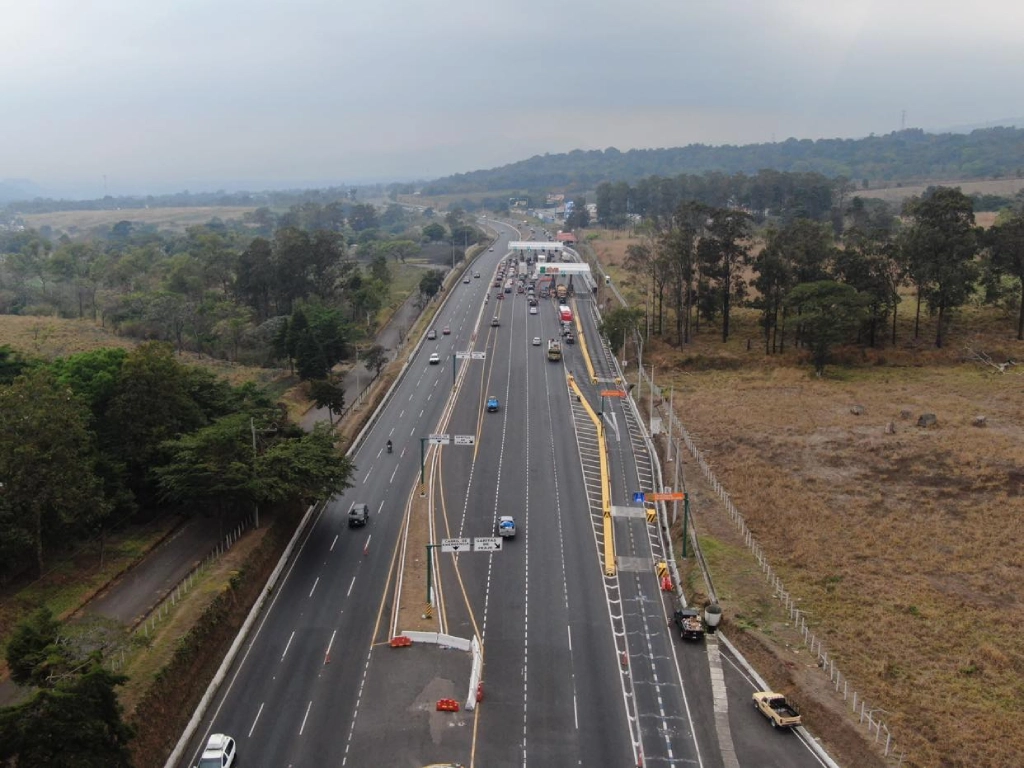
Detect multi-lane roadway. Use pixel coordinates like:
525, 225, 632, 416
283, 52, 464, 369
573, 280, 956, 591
178, 223, 837, 768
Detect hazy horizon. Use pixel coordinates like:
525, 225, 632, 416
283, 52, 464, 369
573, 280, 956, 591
4, 1, 1023, 199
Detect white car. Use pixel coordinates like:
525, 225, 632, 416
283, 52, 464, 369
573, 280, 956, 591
197, 734, 236, 768
532, 336, 541, 346
429, 353, 440, 365
529, 306, 538, 315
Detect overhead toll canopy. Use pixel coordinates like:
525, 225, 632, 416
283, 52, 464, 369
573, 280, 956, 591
537, 262, 591, 275
509, 241, 563, 252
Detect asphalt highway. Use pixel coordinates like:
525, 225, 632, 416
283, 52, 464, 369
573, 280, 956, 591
179, 222, 838, 768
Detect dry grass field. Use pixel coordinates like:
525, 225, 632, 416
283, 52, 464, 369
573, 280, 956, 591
860, 177, 1024, 205
21, 206, 257, 235
586, 229, 1024, 767
0, 314, 285, 389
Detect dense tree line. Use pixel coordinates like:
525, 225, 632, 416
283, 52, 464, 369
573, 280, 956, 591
422, 127, 1024, 195
616, 185, 1024, 374
0, 202, 484, 368
0, 342, 355, 584
596, 170, 839, 229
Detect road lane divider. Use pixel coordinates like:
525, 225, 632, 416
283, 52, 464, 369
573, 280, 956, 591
570, 297, 599, 384
567, 373, 616, 576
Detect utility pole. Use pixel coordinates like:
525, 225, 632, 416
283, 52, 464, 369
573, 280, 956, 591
667, 386, 673, 461
250, 418, 260, 527
649, 365, 655, 434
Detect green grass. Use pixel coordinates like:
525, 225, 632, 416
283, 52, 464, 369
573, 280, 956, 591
0, 522, 173, 661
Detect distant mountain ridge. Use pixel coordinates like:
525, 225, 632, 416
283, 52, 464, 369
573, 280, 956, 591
421, 127, 1024, 195
0, 178, 45, 204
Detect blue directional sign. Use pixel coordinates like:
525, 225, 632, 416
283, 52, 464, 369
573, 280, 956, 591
633, 492, 645, 503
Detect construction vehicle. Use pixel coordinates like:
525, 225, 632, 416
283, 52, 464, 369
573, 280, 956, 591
547, 339, 562, 361
752, 692, 802, 729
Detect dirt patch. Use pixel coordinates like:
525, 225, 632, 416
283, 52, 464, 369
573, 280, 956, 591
858, 178, 1024, 206
654, 360, 1024, 768
589, 224, 1024, 767
22, 206, 257, 235
395, 482, 436, 634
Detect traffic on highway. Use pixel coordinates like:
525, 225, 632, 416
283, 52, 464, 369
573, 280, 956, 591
175, 223, 836, 768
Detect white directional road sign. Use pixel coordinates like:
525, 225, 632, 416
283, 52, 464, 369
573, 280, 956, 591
454, 435, 476, 446
428, 434, 450, 445
441, 538, 471, 553
455, 351, 472, 359
471, 351, 487, 360
473, 537, 503, 552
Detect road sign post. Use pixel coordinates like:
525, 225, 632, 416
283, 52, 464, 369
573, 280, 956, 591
425, 543, 439, 606
682, 493, 690, 558
419, 437, 426, 486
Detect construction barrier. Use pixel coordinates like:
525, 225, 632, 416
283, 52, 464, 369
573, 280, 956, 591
655, 561, 668, 579
476, 682, 484, 702
389, 636, 413, 647
436, 698, 460, 712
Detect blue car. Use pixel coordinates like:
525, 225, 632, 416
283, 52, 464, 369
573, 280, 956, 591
486, 396, 499, 412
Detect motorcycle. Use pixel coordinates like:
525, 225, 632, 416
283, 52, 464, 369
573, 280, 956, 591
386, 441, 393, 454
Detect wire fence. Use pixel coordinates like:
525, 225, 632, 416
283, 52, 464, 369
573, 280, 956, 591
108, 512, 256, 673
641, 368, 906, 765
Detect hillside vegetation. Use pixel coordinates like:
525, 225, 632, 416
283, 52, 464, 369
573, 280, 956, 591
422, 127, 1024, 195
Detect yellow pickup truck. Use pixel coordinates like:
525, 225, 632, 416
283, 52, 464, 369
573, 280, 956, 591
752, 691, 801, 729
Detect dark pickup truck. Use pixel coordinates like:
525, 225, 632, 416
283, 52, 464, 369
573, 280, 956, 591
673, 608, 705, 641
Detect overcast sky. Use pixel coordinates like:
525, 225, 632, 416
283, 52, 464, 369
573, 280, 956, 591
3, 0, 1023, 197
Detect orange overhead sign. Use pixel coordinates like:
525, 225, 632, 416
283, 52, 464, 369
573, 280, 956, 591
647, 492, 686, 501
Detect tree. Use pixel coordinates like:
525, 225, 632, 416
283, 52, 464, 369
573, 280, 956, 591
0, 345, 31, 385
599, 306, 644, 358
661, 201, 707, 345
835, 228, 903, 347
307, 229, 348, 301
785, 281, 867, 375
308, 377, 345, 426
154, 412, 257, 517
349, 203, 379, 232
369, 253, 391, 285
235, 237, 275, 322
422, 222, 446, 242
254, 423, 355, 504
419, 269, 445, 299
0, 369, 111, 578
362, 344, 388, 376
5, 607, 66, 688
902, 188, 979, 347
0, 660, 134, 767
986, 211, 1024, 339
104, 343, 209, 497
699, 208, 751, 342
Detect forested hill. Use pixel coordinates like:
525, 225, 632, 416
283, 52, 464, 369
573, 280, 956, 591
421, 127, 1024, 194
